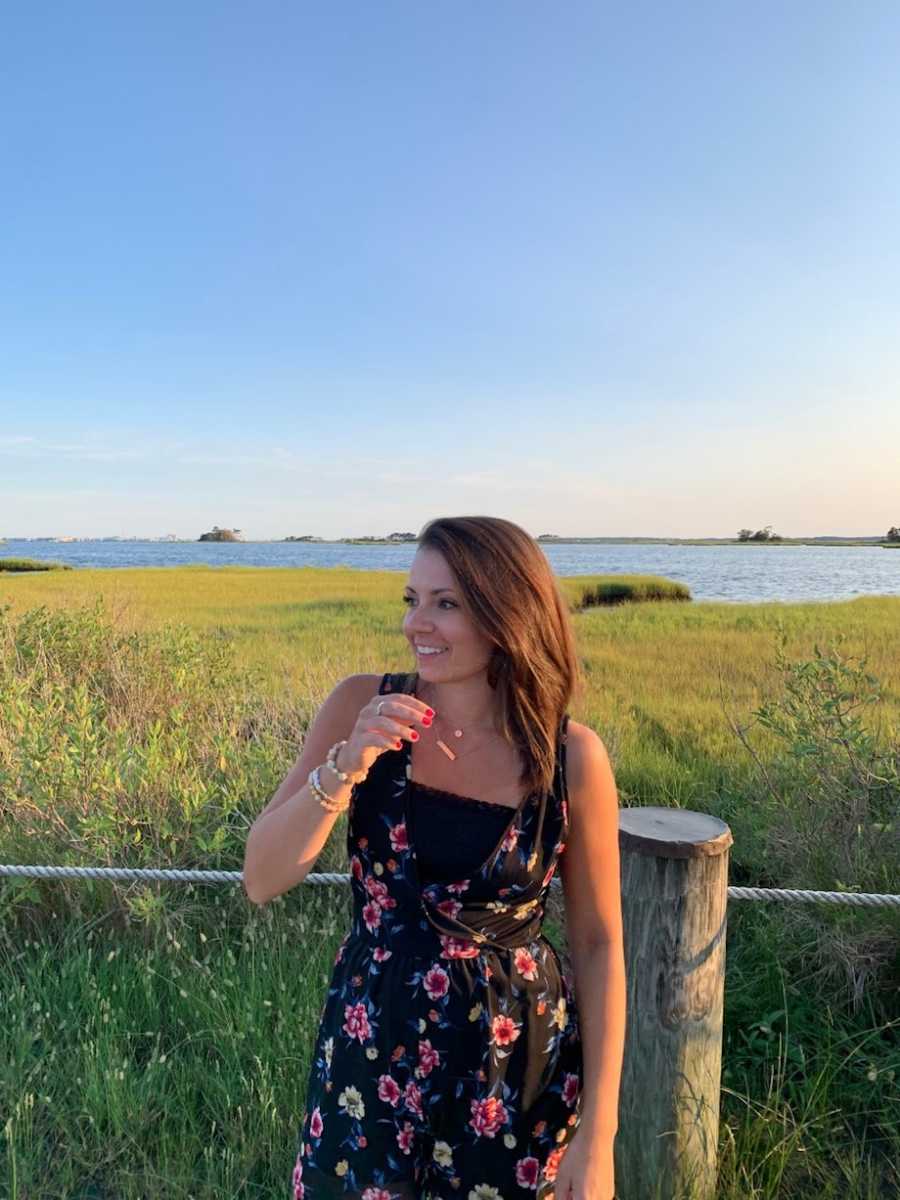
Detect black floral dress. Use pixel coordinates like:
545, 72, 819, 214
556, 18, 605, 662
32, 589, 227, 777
291, 672, 583, 1200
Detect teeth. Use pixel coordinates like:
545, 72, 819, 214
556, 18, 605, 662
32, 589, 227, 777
417, 646, 447, 655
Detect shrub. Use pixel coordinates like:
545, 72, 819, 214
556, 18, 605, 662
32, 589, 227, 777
729, 634, 900, 1009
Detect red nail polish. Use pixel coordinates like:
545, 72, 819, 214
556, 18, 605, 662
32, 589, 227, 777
425, 708, 434, 717
411, 730, 419, 741
422, 717, 432, 726
395, 740, 402, 749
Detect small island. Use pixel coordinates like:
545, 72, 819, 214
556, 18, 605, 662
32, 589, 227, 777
198, 526, 243, 542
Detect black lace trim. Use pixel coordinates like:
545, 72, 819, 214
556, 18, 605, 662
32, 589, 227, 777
408, 779, 523, 816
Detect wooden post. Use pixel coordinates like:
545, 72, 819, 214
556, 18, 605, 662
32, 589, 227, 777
615, 807, 733, 1200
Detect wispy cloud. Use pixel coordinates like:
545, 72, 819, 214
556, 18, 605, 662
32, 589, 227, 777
0, 435, 144, 463
0, 433, 317, 470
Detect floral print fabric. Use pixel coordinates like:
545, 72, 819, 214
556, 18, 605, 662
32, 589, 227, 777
291, 672, 583, 1200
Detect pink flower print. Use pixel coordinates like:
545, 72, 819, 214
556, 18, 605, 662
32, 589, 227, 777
541, 864, 556, 888
362, 1189, 393, 1200
362, 901, 382, 933
468, 1096, 508, 1138
562, 1072, 580, 1107
416, 1038, 440, 1078
544, 1144, 567, 1181
514, 947, 538, 981
365, 876, 397, 908
373, 946, 393, 962
350, 855, 363, 880
446, 878, 470, 895
377, 1074, 402, 1106
342, 1002, 372, 1043
423, 965, 450, 999
309, 1106, 324, 1138
436, 897, 463, 920
490, 1013, 521, 1047
292, 1152, 304, 1200
515, 1155, 541, 1188
389, 821, 409, 852
438, 934, 479, 960
402, 1080, 423, 1118
501, 824, 519, 852
396, 1121, 416, 1155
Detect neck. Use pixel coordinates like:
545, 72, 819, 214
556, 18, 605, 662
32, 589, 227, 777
416, 670, 502, 734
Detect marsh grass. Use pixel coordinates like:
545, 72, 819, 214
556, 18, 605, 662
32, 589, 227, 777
561, 574, 692, 607
0, 558, 72, 572
1, 568, 899, 1197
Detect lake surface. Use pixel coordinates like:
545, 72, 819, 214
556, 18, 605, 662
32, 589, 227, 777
2, 540, 898, 604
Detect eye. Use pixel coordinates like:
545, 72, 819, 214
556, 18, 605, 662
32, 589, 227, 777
401, 596, 456, 609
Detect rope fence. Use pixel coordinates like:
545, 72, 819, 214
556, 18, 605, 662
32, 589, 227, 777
1, 863, 898, 908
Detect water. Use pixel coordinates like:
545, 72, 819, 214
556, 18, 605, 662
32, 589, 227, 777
1, 539, 898, 604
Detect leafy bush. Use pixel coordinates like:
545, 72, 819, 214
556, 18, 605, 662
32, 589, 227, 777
730, 634, 900, 1009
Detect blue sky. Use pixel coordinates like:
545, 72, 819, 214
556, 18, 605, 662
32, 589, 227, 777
2, 2, 898, 539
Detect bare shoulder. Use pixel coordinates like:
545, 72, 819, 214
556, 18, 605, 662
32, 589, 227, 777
331, 672, 385, 712
565, 720, 614, 785
559, 719, 623, 952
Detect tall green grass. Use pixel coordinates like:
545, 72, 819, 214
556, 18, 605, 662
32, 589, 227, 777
1, 569, 898, 1198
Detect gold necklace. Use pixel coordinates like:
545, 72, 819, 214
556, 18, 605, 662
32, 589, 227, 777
419, 684, 503, 763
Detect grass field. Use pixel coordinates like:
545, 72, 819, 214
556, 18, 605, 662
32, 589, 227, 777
1, 567, 898, 1198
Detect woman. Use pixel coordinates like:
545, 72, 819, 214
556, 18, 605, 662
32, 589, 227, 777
243, 516, 625, 1200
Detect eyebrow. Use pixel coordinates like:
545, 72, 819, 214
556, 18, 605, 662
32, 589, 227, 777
403, 586, 456, 595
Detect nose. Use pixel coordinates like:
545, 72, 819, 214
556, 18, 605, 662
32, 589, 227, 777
406, 611, 434, 635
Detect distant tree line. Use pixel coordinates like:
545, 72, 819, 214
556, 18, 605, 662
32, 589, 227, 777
886, 526, 900, 543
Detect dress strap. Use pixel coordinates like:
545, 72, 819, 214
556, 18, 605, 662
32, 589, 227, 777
379, 671, 418, 697
556, 713, 570, 809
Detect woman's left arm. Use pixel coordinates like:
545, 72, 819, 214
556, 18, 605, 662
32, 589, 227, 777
555, 722, 626, 1199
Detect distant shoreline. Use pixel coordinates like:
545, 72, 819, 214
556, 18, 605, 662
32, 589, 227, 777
4, 536, 894, 548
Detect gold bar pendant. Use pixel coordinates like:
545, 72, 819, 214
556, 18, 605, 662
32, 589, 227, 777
436, 738, 457, 761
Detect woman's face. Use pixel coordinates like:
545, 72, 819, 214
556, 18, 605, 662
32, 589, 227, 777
402, 547, 495, 681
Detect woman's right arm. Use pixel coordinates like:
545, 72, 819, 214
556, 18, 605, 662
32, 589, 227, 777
242, 673, 382, 906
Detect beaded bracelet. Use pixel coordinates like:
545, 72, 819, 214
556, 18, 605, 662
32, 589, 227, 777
308, 765, 350, 813
325, 739, 365, 785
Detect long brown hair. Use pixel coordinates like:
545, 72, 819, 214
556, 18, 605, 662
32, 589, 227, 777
414, 516, 582, 797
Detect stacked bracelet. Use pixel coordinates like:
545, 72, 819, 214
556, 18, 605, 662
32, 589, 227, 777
308, 765, 350, 814
325, 739, 364, 784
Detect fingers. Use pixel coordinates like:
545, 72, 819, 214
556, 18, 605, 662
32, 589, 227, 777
362, 727, 407, 751
356, 695, 436, 756
367, 716, 424, 744
371, 696, 435, 726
